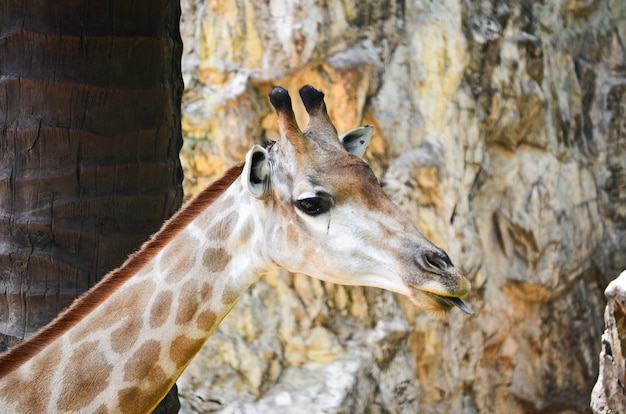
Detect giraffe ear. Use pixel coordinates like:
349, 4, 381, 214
339, 125, 374, 158
242, 145, 270, 199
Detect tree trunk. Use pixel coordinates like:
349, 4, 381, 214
0, 0, 183, 411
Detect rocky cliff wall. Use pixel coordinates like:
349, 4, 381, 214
176, 1, 626, 412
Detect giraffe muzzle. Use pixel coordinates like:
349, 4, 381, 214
411, 288, 475, 315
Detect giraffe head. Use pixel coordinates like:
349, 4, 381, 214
242, 85, 472, 314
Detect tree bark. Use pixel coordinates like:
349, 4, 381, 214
0, 0, 183, 411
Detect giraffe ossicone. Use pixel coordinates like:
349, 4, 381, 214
0, 85, 472, 413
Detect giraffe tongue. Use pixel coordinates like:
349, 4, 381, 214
445, 297, 475, 315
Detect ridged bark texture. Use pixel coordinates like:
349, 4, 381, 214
0, 1, 184, 351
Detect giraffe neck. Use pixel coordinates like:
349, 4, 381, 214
0, 163, 268, 413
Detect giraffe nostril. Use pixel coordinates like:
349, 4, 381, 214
423, 250, 453, 272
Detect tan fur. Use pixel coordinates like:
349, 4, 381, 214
169, 335, 205, 369
175, 280, 201, 325
149, 291, 174, 329
111, 315, 144, 354
202, 247, 230, 273
117, 374, 172, 414
123, 340, 162, 382
161, 237, 196, 282
196, 308, 217, 331
57, 341, 113, 411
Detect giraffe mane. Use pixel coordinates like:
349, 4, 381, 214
0, 162, 245, 377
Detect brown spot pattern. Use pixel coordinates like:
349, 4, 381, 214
196, 309, 217, 331
220, 194, 235, 208
200, 282, 213, 299
224, 210, 239, 230
57, 341, 113, 411
1, 372, 42, 412
150, 290, 174, 329
175, 280, 200, 325
202, 247, 230, 273
303, 246, 318, 262
209, 211, 239, 240
164, 255, 195, 284
162, 236, 196, 284
169, 335, 206, 369
123, 340, 162, 383
0, 340, 63, 412
111, 316, 143, 354
286, 223, 299, 244
70, 279, 154, 344
221, 286, 240, 306
117, 367, 171, 414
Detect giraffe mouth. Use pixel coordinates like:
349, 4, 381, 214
410, 288, 475, 315
434, 294, 474, 315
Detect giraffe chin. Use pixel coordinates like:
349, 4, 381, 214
410, 289, 475, 316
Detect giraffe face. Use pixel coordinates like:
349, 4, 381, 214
243, 86, 472, 315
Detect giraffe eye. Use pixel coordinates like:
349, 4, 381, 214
295, 193, 334, 216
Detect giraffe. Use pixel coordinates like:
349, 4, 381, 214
0, 85, 472, 413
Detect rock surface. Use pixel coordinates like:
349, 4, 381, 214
177, 0, 626, 412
